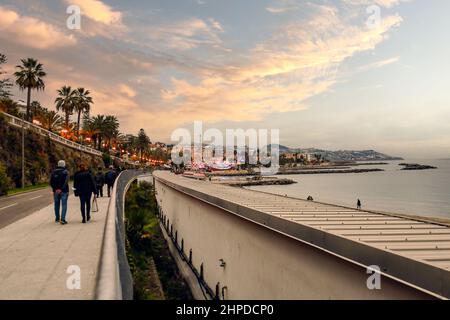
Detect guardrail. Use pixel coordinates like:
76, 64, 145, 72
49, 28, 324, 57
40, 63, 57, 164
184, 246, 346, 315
2, 111, 103, 157
95, 169, 146, 300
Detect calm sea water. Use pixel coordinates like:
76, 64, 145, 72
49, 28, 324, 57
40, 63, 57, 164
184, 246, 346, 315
247, 159, 450, 219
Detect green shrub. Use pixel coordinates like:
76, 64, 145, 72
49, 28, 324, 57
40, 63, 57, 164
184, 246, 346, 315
0, 161, 11, 196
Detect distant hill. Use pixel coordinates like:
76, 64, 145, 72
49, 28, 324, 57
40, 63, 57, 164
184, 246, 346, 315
270, 145, 403, 161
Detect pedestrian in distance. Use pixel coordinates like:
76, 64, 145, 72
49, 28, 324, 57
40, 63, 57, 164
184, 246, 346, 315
105, 165, 118, 197
73, 163, 97, 223
357, 199, 362, 210
94, 167, 105, 198
50, 160, 69, 225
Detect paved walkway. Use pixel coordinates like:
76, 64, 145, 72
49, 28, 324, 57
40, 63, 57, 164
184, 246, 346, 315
0, 194, 110, 300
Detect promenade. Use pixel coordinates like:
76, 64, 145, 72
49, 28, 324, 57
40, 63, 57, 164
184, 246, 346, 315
155, 171, 450, 299
0, 193, 109, 300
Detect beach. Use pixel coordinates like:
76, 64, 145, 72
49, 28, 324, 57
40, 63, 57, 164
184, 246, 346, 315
247, 159, 450, 219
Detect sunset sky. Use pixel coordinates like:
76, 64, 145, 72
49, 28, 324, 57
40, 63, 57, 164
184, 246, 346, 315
1, 0, 449, 158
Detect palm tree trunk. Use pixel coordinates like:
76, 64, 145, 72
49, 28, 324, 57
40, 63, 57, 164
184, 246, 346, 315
26, 86, 31, 121
76, 110, 81, 138
65, 112, 70, 128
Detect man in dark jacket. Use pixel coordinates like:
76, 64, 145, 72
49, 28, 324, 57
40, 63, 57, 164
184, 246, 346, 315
50, 160, 69, 225
105, 165, 117, 197
74, 163, 97, 223
94, 167, 105, 198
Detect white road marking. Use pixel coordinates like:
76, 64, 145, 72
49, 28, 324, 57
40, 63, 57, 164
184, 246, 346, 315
29, 195, 42, 200
0, 203, 18, 211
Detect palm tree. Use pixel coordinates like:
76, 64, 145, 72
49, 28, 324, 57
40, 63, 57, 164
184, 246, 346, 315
82, 118, 100, 148
60, 122, 77, 141
136, 128, 150, 162
30, 100, 44, 120
0, 53, 12, 99
38, 110, 63, 133
103, 115, 120, 150
73, 88, 93, 137
90, 115, 105, 150
0, 98, 19, 116
14, 58, 46, 121
55, 86, 75, 127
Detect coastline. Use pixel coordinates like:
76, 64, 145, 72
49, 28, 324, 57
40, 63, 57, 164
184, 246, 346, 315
244, 187, 450, 227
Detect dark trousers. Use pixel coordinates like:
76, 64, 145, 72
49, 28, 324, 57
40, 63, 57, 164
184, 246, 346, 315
79, 193, 92, 219
96, 185, 103, 197
107, 184, 113, 197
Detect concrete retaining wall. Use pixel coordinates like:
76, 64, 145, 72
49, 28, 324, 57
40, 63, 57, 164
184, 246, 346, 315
155, 178, 433, 300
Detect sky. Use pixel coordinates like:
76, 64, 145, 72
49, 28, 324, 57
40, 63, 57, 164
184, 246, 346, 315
1, 0, 449, 158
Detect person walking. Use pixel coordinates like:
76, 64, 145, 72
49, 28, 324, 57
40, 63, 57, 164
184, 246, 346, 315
74, 163, 97, 223
105, 165, 117, 197
50, 160, 69, 225
357, 199, 362, 210
94, 167, 105, 198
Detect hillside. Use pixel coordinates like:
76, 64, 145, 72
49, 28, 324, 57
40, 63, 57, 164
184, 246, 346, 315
273, 145, 403, 161
0, 113, 104, 193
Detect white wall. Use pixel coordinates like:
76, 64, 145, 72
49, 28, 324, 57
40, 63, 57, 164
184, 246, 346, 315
155, 180, 433, 300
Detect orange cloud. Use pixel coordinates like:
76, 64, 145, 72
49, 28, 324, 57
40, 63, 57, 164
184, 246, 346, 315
154, 7, 403, 133
68, 0, 122, 25
119, 84, 137, 98
0, 6, 76, 49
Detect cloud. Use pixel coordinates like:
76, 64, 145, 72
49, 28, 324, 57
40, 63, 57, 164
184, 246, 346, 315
0, 1, 409, 142
67, 0, 122, 25
119, 84, 137, 98
357, 56, 400, 72
144, 18, 225, 51
0, 6, 76, 49
154, 4, 404, 131
266, 0, 300, 14
343, 0, 410, 8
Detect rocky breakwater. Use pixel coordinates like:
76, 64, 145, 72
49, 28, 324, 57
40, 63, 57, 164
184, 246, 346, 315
399, 163, 437, 170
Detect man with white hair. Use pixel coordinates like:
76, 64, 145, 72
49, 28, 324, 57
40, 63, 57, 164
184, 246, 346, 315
50, 160, 70, 225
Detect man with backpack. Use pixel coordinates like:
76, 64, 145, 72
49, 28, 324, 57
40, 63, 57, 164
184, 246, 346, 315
50, 160, 70, 225
105, 165, 117, 197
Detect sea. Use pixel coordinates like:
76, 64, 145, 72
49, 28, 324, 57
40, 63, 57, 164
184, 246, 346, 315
246, 159, 450, 219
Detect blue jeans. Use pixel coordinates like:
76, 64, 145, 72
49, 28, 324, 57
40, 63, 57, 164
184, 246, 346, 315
54, 192, 68, 221
79, 193, 92, 219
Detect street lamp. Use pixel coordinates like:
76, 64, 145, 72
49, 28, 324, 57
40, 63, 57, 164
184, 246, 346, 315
18, 99, 26, 189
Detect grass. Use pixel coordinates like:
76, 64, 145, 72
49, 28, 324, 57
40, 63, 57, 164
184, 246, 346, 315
7, 182, 49, 196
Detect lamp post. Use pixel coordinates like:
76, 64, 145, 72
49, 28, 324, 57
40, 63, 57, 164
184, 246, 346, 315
18, 99, 25, 189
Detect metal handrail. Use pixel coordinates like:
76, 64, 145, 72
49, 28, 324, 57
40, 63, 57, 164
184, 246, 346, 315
1, 111, 103, 156
95, 169, 144, 300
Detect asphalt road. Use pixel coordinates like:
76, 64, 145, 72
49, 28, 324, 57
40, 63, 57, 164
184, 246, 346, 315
0, 187, 54, 229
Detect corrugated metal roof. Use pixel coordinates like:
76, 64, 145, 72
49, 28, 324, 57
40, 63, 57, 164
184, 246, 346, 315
154, 171, 450, 297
